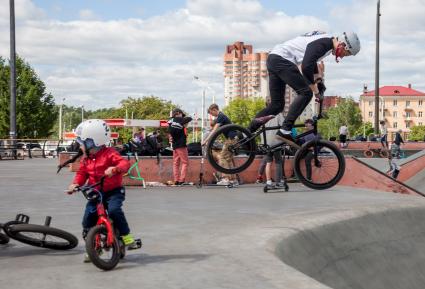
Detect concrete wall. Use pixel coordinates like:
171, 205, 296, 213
59, 153, 295, 184
276, 206, 425, 289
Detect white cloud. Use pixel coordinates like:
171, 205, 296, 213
327, 0, 425, 95
0, 0, 423, 115
79, 9, 100, 21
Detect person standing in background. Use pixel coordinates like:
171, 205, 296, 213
339, 124, 348, 148
168, 108, 192, 185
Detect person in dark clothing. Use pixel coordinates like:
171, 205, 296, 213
202, 103, 232, 144
168, 108, 192, 185
248, 31, 361, 145
392, 129, 404, 159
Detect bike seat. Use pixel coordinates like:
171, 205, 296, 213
254, 115, 275, 126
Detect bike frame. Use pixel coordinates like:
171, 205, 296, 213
126, 153, 146, 188
95, 200, 115, 247
233, 99, 324, 156
79, 178, 116, 247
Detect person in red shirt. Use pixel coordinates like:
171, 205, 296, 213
67, 119, 137, 262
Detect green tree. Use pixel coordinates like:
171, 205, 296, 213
317, 97, 363, 139
0, 56, 57, 138
409, 125, 425, 141
223, 97, 266, 127
88, 96, 178, 142
353, 122, 374, 138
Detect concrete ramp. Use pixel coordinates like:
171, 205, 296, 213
339, 157, 424, 196
276, 206, 425, 289
406, 168, 425, 192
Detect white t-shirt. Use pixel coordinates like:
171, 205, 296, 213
339, 126, 348, 135
270, 31, 333, 66
380, 124, 387, 135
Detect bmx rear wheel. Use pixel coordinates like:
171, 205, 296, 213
294, 140, 345, 190
206, 124, 256, 174
86, 225, 121, 271
5, 223, 78, 250
363, 150, 374, 158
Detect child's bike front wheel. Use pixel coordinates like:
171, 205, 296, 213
294, 140, 345, 190
86, 225, 121, 271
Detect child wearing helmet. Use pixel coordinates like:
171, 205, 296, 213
67, 119, 137, 262
248, 31, 360, 144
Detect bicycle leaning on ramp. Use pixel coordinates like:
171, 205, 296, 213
205, 89, 345, 191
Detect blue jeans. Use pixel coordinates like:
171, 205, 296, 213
82, 187, 130, 236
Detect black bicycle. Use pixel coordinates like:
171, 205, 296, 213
206, 95, 345, 190
0, 214, 78, 250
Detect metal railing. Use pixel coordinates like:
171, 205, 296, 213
0, 139, 73, 160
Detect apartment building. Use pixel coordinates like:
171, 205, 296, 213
359, 84, 425, 139
223, 41, 269, 105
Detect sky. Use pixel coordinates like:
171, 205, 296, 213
0, 0, 424, 116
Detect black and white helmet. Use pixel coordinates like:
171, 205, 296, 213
75, 119, 111, 149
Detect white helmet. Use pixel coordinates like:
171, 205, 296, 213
338, 31, 361, 56
75, 119, 111, 149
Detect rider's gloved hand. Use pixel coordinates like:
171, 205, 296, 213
66, 183, 79, 194
105, 166, 118, 177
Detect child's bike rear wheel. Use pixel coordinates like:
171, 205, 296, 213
3, 223, 78, 250
0, 228, 9, 244
86, 225, 121, 271
294, 140, 345, 190
206, 124, 257, 174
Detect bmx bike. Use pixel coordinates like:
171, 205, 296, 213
363, 144, 389, 158
205, 91, 345, 190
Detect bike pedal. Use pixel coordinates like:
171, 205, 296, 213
15, 214, 30, 223
128, 239, 142, 250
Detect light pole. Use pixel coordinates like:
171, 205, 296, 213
59, 97, 65, 140
193, 76, 216, 143
9, 0, 16, 143
194, 76, 206, 143
81, 105, 84, 122
374, 0, 381, 134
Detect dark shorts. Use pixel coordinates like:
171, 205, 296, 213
339, 134, 347, 143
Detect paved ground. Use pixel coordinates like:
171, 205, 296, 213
1, 159, 425, 289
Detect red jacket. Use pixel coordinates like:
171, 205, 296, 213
73, 147, 130, 193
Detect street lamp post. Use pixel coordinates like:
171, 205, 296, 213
59, 98, 65, 140
81, 105, 84, 122
194, 76, 215, 143
374, 0, 381, 134
9, 0, 16, 144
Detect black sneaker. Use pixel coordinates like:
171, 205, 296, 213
276, 129, 298, 147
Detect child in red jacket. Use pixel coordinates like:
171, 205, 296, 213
67, 119, 137, 262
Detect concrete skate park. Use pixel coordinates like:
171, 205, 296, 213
1, 155, 425, 289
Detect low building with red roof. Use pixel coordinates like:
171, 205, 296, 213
359, 84, 425, 140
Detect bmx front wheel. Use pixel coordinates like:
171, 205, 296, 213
294, 140, 345, 190
86, 225, 121, 271
5, 224, 78, 250
379, 149, 389, 158
206, 124, 256, 174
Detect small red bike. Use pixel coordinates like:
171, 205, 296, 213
71, 176, 141, 271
